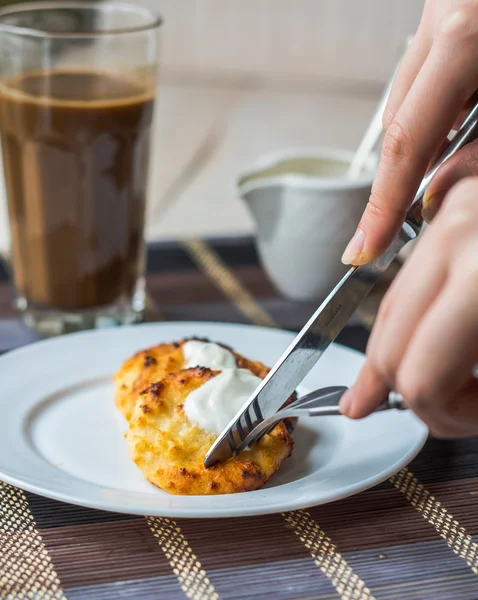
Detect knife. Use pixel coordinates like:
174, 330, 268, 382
204, 100, 478, 468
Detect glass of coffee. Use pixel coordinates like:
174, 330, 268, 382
0, 1, 161, 335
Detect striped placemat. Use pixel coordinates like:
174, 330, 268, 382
1, 238, 478, 600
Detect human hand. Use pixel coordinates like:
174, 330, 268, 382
339, 177, 478, 438
342, 0, 478, 266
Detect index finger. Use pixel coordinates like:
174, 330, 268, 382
342, 19, 478, 265
382, 31, 430, 130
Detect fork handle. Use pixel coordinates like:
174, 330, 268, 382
374, 391, 406, 412
308, 390, 405, 416
237, 390, 406, 453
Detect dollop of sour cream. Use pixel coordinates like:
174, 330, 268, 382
182, 341, 262, 436
183, 340, 236, 370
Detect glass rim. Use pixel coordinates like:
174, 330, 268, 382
0, 1, 163, 39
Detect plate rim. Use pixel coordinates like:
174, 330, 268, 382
0, 321, 428, 518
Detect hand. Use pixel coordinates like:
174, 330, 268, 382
339, 178, 478, 438
342, 0, 478, 266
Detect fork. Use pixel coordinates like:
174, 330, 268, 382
233, 386, 406, 456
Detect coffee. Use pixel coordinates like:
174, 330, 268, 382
0, 70, 154, 310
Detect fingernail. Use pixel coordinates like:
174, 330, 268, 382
422, 191, 445, 223
339, 390, 353, 415
341, 229, 364, 265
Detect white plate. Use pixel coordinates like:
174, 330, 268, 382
0, 322, 427, 518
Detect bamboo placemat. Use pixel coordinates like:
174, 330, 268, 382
1, 238, 477, 600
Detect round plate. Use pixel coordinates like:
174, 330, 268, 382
0, 322, 427, 518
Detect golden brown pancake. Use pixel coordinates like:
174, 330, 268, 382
127, 368, 294, 495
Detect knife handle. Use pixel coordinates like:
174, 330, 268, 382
405, 99, 478, 237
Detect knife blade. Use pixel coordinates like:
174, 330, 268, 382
204, 98, 478, 468
203, 233, 408, 468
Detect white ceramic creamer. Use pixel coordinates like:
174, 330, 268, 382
238, 147, 377, 302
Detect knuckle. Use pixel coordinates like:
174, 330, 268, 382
439, 8, 478, 46
395, 368, 430, 413
362, 190, 407, 226
442, 396, 463, 423
443, 397, 478, 437
364, 192, 388, 221
429, 423, 457, 439
435, 177, 478, 232
375, 289, 394, 326
381, 122, 413, 164
382, 107, 394, 131
373, 352, 396, 386
439, 210, 470, 242
438, 177, 478, 236
446, 176, 478, 209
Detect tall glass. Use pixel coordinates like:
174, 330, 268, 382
0, 2, 161, 336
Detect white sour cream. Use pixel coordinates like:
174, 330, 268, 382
183, 340, 236, 370
184, 368, 262, 436
182, 340, 261, 435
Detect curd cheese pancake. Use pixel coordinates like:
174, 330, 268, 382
117, 338, 296, 495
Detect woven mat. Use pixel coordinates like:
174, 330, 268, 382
1, 238, 478, 600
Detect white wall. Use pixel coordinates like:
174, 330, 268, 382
144, 0, 423, 86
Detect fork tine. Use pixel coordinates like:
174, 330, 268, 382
225, 404, 266, 456
236, 419, 245, 442
252, 398, 264, 422
237, 409, 299, 454
227, 430, 236, 454
244, 409, 254, 432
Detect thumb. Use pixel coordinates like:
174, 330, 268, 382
423, 139, 478, 222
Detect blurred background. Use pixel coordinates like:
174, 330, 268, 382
0, 0, 422, 253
